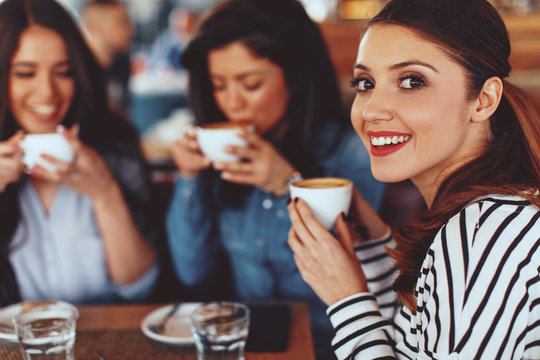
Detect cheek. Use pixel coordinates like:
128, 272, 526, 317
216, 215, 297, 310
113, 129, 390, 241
350, 95, 365, 135
254, 88, 288, 119
7, 80, 25, 112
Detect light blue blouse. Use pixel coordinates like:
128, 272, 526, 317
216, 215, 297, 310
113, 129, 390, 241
9, 181, 159, 304
166, 122, 385, 358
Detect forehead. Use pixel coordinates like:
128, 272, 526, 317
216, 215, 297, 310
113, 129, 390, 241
207, 41, 275, 74
356, 24, 453, 68
12, 25, 69, 61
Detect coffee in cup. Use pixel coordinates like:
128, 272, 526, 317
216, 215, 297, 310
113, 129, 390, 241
289, 177, 353, 230
20, 133, 75, 173
196, 122, 252, 163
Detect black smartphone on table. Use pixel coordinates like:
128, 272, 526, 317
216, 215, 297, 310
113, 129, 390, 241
245, 303, 292, 352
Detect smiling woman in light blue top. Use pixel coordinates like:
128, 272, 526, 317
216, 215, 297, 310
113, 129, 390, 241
0, 0, 159, 306
165, 1, 385, 359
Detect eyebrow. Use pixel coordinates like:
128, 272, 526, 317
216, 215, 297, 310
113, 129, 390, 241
210, 70, 267, 80
354, 60, 439, 73
12, 60, 72, 68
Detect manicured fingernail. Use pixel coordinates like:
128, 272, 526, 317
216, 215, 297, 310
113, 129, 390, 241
287, 198, 292, 205
294, 197, 298, 204
56, 125, 65, 133
214, 162, 224, 170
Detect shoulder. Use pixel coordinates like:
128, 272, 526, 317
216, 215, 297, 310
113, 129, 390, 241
430, 194, 540, 279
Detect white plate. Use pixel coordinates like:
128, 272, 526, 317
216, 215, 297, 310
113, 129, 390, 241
140, 302, 201, 344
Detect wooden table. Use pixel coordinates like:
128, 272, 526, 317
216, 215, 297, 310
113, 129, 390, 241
77, 302, 315, 360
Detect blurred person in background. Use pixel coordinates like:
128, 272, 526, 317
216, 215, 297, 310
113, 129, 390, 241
0, 0, 158, 306
165, 0, 385, 358
82, 0, 134, 118
287, 0, 540, 358
147, 6, 198, 73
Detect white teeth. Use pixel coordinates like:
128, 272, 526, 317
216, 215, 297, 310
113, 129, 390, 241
27, 104, 57, 115
370, 135, 411, 147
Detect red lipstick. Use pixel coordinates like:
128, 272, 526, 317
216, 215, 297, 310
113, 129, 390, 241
367, 130, 411, 157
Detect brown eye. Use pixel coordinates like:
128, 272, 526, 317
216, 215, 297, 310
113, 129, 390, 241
399, 76, 425, 89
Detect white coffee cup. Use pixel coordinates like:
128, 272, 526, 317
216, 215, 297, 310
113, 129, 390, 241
20, 133, 75, 173
196, 122, 251, 163
289, 177, 353, 230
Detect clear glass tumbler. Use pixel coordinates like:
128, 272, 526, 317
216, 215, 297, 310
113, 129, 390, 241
12, 302, 78, 360
191, 302, 250, 360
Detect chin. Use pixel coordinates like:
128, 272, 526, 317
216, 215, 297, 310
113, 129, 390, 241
370, 166, 409, 184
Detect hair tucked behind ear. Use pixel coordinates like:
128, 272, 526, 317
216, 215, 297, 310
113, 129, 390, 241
370, 0, 540, 311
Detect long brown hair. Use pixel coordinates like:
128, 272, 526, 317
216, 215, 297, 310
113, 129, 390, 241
368, 0, 540, 310
0, 0, 144, 306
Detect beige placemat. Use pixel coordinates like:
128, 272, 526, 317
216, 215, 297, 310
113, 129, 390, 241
0, 329, 197, 360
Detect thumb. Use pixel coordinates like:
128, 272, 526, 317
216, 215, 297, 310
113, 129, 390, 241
57, 124, 81, 151
8, 130, 25, 144
335, 212, 356, 258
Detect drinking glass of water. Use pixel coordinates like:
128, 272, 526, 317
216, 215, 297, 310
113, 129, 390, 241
12, 301, 78, 360
191, 302, 250, 360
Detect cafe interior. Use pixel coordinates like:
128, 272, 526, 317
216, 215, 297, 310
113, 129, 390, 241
1, 0, 540, 359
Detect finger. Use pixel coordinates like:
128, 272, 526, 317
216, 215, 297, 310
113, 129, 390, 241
0, 143, 18, 156
351, 188, 391, 239
39, 154, 73, 175
294, 197, 329, 237
220, 171, 254, 185
287, 198, 317, 245
235, 128, 263, 149
214, 161, 251, 174
224, 144, 258, 161
287, 227, 304, 253
8, 130, 26, 145
0, 131, 25, 157
58, 125, 81, 153
185, 125, 198, 139
335, 213, 356, 258
0, 158, 25, 173
29, 164, 62, 182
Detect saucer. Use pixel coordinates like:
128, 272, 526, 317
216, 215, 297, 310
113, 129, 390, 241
140, 302, 200, 344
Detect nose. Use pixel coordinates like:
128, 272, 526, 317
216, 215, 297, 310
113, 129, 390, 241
359, 87, 393, 123
36, 72, 56, 99
222, 86, 246, 113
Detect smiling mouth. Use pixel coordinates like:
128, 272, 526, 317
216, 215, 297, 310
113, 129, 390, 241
370, 135, 411, 148
25, 104, 58, 116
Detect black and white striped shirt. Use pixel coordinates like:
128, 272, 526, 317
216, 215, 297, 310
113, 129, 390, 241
327, 194, 540, 359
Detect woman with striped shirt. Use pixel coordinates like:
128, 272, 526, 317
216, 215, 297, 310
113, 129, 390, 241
287, 0, 540, 358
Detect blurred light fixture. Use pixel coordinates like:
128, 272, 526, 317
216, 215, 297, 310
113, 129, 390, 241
338, 0, 385, 20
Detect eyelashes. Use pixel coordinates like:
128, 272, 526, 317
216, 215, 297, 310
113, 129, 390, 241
350, 74, 426, 91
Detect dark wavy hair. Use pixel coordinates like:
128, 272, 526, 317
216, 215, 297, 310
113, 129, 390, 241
0, 0, 144, 306
181, 0, 349, 206
368, 0, 540, 310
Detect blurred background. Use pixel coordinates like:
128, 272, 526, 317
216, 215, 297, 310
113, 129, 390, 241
51, 0, 540, 142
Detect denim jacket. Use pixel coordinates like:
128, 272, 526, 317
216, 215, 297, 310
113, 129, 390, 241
166, 122, 385, 356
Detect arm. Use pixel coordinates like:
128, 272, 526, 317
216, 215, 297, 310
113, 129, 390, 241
288, 197, 400, 359
166, 173, 222, 285
35, 127, 156, 287
0, 131, 25, 192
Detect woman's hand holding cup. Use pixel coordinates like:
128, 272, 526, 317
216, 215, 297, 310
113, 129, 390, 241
30, 125, 117, 203
213, 127, 296, 195
0, 131, 25, 192
171, 125, 211, 179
